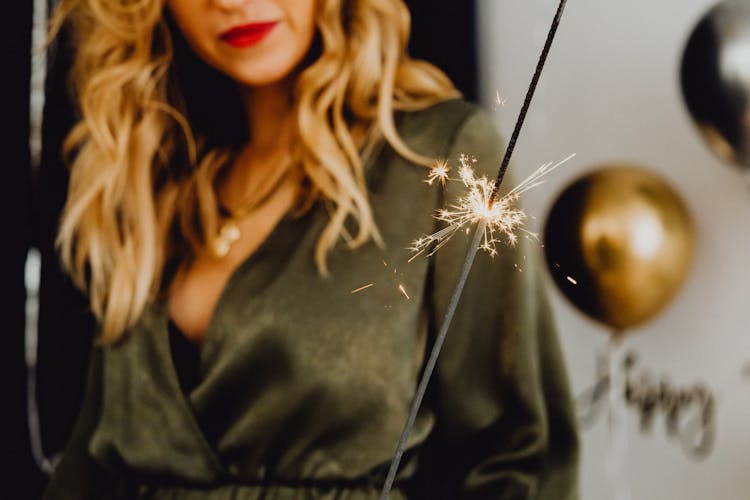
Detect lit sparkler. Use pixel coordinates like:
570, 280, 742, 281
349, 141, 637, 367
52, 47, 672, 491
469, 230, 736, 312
380, 1, 570, 497
411, 152, 576, 259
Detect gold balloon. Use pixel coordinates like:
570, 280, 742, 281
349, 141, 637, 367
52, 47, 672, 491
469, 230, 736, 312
544, 166, 694, 334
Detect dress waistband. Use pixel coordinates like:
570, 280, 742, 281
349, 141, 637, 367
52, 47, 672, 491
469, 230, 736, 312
135, 482, 408, 500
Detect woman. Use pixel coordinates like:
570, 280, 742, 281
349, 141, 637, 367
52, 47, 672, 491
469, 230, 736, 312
43, 0, 579, 498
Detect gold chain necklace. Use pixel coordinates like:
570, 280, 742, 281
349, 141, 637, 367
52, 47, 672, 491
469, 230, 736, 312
209, 157, 294, 259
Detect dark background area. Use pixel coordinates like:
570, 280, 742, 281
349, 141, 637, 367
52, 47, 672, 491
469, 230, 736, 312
409, 0, 478, 102
4, 1, 477, 497
2, 0, 41, 497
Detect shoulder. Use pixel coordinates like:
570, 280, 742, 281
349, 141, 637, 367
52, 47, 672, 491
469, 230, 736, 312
365, 99, 504, 203
396, 98, 503, 164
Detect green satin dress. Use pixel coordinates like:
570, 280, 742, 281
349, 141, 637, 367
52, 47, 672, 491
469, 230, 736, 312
42, 99, 579, 499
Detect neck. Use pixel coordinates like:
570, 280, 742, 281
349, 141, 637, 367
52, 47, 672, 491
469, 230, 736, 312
218, 81, 297, 211
241, 80, 294, 157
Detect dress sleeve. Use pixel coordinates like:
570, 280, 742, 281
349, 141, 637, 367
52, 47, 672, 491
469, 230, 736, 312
42, 343, 114, 500
412, 108, 580, 499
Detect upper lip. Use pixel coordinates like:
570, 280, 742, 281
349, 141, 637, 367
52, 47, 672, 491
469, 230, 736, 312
219, 21, 279, 40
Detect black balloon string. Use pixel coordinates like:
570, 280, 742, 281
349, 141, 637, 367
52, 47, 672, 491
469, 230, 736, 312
379, 1, 570, 498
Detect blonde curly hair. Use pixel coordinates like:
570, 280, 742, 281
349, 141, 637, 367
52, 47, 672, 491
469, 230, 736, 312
51, 0, 458, 343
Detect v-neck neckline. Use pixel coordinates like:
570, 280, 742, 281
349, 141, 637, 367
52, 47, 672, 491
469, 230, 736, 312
148, 136, 391, 469
158, 202, 322, 388
165, 130, 391, 356
169, 210, 296, 357
146, 207, 324, 479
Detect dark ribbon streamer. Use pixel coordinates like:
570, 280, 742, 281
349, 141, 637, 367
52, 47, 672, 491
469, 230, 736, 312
379, 1, 569, 498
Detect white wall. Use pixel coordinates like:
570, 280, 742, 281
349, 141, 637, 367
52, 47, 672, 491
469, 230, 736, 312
477, 1, 750, 499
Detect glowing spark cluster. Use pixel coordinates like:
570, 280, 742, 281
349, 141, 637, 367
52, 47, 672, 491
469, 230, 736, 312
411, 153, 575, 259
425, 159, 450, 187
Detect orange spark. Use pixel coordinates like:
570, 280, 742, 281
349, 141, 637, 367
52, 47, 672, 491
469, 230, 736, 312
351, 283, 375, 294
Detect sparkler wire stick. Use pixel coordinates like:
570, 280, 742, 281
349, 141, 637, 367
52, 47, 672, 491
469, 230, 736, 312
380, 221, 486, 499
379, 1, 569, 497
490, 0, 569, 203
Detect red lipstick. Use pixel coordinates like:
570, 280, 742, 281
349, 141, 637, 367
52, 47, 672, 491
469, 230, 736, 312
220, 21, 278, 47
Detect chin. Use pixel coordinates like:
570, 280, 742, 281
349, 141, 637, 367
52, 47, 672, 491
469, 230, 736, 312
221, 42, 303, 85
228, 58, 301, 89
237, 72, 293, 88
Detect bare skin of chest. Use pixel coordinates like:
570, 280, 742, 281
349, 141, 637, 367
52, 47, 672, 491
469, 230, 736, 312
167, 180, 296, 344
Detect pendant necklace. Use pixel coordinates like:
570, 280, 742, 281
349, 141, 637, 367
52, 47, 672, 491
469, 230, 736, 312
209, 157, 294, 259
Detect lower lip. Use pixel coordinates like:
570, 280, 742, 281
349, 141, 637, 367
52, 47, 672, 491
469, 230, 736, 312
220, 22, 278, 48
